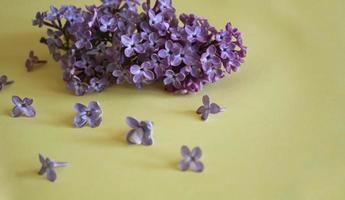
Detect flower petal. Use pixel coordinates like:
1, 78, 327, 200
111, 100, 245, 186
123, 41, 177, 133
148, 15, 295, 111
179, 160, 190, 171
202, 95, 210, 106
74, 103, 87, 113
89, 101, 101, 113
47, 168, 57, 182
74, 114, 88, 128
191, 147, 202, 159
12, 96, 22, 105
201, 111, 209, 121
89, 116, 102, 128
127, 129, 143, 145
196, 106, 206, 114
22, 106, 36, 117
181, 145, 191, 157
23, 98, 33, 105
190, 161, 204, 172
38, 166, 47, 175
126, 117, 140, 128
11, 106, 22, 117
210, 103, 221, 114
130, 65, 141, 75
143, 70, 154, 80
121, 35, 132, 46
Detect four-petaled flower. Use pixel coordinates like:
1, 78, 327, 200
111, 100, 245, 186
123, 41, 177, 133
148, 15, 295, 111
0, 75, 14, 91
179, 145, 204, 172
126, 116, 154, 146
38, 154, 69, 182
74, 101, 103, 128
25, 51, 47, 72
121, 34, 144, 57
163, 70, 185, 89
196, 95, 224, 121
130, 62, 155, 84
100, 16, 117, 32
11, 96, 36, 118
158, 40, 179, 64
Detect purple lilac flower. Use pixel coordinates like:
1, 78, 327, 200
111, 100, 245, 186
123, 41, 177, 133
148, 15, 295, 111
179, 145, 204, 172
11, 96, 36, 118
38, 154, 69, 182
74, 101, 102, 128
130, 62, 155, 84
89, 77, 108, 92
196, 95, 224, 121
0, 75, 14, 91
121, 34, 144, 57
163, 70, 185, 89
25, 51, 47, 72
33, 0, 247, 95
126, 116, 154, 146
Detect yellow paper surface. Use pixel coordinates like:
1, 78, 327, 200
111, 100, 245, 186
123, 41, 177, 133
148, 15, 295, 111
0, 0, 344, 200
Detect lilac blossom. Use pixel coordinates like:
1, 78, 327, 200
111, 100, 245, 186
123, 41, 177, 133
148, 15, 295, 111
196, 95, 225, 121
126, 117, 154, 146
74, 101, 102, 128
121, 34, 144, 57
0, 75, 14, 91
32, 0, 247, 95
11, 96, 36, 118
130, 62, 155, 84
179, 145, 204, 172
38, 154, 69, 182
25, 51, 47, 72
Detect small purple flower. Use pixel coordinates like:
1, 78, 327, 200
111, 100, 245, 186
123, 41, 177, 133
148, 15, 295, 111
0, 75, 14, 91
126, 117, 154, 146
32, 12, 47, 27
47, 5, 65, 21
11, 96, 36, 118
158, 40, 179, 64
38, 154, 69, 182
89, 77, 108, 92
130, 62, 155, 84
196, 95, 225, 121
74, 101, 102, 128
163, 70, 185, 89
74, 56, 96, 76
200, 45, 221, 70
219, 42, 235, 60
112, 68, 129, 84
171, 45, 196, 66
148, 10, 163, 29
99, 16, 117, 32
64, 6, 84, 25
66, 77, 89, 96
151, 54, 168, 78
185, 25, 207, 43
179, 145, 204, 173
121, 34, 144, 57
25, 51, 47, 72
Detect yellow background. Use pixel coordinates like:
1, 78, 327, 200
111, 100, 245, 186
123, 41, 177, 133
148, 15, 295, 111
0, 0, 344, 199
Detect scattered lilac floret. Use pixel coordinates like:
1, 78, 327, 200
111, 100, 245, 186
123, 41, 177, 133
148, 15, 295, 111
11, 96, 36, 118
25, 51, 47, 72
196, 95, 225, 121
74, 101, 102, 128
0, 75, 14, 91
38, 154, 69, 182
179, 145, 204, 173
126, 116, 154, 146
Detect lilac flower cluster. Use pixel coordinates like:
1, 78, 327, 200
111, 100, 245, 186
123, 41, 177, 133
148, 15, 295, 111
33, 0, 247, 96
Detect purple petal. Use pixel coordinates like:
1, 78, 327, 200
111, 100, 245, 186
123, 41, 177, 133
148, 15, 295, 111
11, 107, 22, 117
38, 166, 47, 175
176, 73, 185, 81
191, 147, 202, 159
74, 103, 87, 113
47, 168, 57, 182
190, 161, 204, 172
22, 106, 36, 117
133, 74, 142, 83
201, 111, 209, 121
121, 35, 132, 46
210, 103, 221, 114
196, 106, 206, 114
126, 117, 140, 128
74, 114, 87, 128
181, 145, 191, 157
202, 95, 210, 106
143, 70, 155, 80
142, 137, 154, 146
124, 48, 134, 57
88, 101, 101, 112
127, 129, 143, 145
130, 65, 141, 75
171, 56, 182, 66
179, 160, 190, 171
158, 49, 168, 58
12, 96, 22, 105
89, 117, 102, 128
39, 154, 46, 164
163, 77, 174, 85
23, 98, 33, 105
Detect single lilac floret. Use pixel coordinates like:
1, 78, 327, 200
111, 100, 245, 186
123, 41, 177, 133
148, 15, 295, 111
126, 116, 154, 146
11, 96, 36, 118
196, 95, 225, 121
25, 51, 47, 72
38, 154, 69, 182
74, 101, 102, 128
0, 75, 14, 91
179, 145, 204, 173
